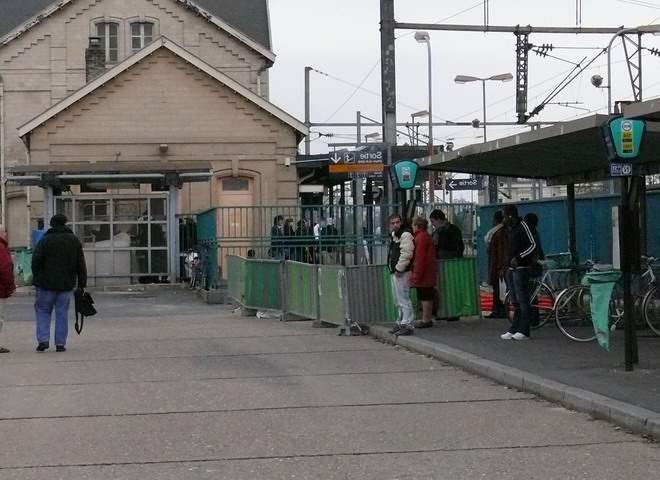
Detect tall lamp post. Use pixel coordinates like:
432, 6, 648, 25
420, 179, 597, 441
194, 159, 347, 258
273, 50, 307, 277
454, 73, 513, 204
415, 32, 434, 204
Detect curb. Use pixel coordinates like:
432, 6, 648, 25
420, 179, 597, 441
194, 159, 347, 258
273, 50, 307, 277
370, 325, 660, 439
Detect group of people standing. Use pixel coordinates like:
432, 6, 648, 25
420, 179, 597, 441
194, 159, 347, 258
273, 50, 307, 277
486, 205, 544, 340
387, 209, 464, 336
270, 215, 339, 264
0, 214, 87, 353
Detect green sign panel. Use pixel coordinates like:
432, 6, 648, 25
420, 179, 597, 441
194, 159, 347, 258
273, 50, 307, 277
391, 159, 418, 190
605, 117, 646, 160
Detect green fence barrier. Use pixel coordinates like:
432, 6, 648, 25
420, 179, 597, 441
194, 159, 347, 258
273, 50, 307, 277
244, 259, 282, 311
437, 257, 480, 318
285, 261, 318, 319
227, 255, 246, 304
318, 265, 346, 326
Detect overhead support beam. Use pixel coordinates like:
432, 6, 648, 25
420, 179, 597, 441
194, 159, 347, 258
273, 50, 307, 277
394, 23, 624, 34
516, 32, 531, 124
621, 33, 643, 103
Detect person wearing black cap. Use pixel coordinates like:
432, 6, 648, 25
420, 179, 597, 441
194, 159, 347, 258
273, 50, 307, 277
31, 214, 87, 352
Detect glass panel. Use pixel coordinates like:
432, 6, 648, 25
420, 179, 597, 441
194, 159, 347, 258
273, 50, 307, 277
110, 224, 135, 247
132, 36, 141, 50
150, 250, 168, 274
131, 23, 141, 36
150, 224, 167, 247
76, 224, 110, 246
56, 199, 73, 219
143, 23, 153, 43
113, 199, 147, 222
114, 223, 147, 247
133, 250, 149, 275
222, 178, 250, 191
150, 198, 166, 221
76, 199, 109, 222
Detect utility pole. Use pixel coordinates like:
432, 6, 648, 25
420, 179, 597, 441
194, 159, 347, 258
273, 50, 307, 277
380, 0, 396, 208
304, 66, 312, 155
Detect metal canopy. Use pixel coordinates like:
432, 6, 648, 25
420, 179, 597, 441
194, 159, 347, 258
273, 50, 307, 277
417, 113, 660, 185
7, 161, 213, 186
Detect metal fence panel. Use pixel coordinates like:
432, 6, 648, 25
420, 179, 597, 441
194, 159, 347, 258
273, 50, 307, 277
437, 257, 480, 318
226, 255, 245, 303
318, 265, 347, 326
285, 261, 318, 319
244, 259, 282, 311
345, 264, 398, 325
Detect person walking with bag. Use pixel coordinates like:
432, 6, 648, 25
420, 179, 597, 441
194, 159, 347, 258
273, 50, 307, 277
31, 214, 87, 352
0, 227, 16, 353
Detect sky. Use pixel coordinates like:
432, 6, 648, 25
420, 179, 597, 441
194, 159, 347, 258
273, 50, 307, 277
267, 0, 660, 155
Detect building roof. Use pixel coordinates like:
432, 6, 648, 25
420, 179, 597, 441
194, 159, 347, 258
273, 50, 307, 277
0, 0, 272, 57
418, 113, 660, 185
17, 36, 307, 140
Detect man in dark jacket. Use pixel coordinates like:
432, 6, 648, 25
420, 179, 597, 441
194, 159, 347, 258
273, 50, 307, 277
500, 205, 537, 341
429, 209, 464, 321
0, 227, 16, 353
32, 214, 87, 352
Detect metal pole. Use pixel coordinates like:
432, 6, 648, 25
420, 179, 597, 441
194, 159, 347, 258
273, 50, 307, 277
427, 41, 433, 155
607, 28, 636, 115
483, 80, 498, 204
567, 184, 577, 263
380, 0, 396, 208
304, 66, 312, 155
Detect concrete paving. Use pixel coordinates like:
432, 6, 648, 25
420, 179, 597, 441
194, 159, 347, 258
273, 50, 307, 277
1, 291, 658, 479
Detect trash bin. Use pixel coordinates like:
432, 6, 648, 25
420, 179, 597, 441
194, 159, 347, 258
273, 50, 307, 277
582, 270, 622, 350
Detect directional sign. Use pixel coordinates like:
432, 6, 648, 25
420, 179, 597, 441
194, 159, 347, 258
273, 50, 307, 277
328, 147, 384, 179
610, 162, 633, 177
446, 177, 483, 191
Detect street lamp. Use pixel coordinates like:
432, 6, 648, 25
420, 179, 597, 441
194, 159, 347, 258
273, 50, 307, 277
414, 31, 433, 154
454, 72, 513, 203
364, 132, 381, 143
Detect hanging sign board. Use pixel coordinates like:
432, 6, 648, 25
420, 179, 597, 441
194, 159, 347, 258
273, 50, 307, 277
602, 117, 646, 161
390, 159, 419, 190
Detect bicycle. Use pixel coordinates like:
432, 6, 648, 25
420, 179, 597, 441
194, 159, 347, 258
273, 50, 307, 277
503, 267, 567, 330
553, 256, 659, 342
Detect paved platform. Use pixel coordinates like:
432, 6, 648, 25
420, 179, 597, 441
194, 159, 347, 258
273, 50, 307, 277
1, 292, 658, 478
370, 315, 660, 437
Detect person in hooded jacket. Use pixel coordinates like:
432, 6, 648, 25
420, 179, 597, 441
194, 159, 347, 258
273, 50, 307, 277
31, 214, 87, 352
0, 227, 16, 353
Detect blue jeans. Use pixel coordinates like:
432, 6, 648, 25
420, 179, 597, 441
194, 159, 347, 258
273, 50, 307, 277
35, 288, 72, 346
506, 267, 532, 337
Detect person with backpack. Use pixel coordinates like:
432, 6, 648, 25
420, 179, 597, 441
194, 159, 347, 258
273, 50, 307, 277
0, 227, 16, 353
31, 214, 87, 352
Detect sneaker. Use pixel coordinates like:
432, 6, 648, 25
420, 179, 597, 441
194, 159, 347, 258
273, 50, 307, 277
56, 345, 66, 352
36, 342, 49, 352
388, 324, 401, 334
500, 332, 514, 340
395, 326, 414, 336
0, 347, 9, 353
512, 332, 530, 341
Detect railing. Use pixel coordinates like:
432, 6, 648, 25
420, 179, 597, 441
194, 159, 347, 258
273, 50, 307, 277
227, 255, 480, 334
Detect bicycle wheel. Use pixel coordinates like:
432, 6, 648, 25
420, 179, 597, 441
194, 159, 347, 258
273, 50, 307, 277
554, 285, 597, 342
504, 284, 554, 330
642, 285, 660, 336
531, 283, 555, 329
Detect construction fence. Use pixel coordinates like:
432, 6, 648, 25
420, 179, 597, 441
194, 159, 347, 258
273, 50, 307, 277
227, 255, 480, 333
183, 202, 477, 287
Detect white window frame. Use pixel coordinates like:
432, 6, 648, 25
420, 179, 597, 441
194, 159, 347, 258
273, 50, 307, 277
130, 22, 155, 53
95, 21, 120, 64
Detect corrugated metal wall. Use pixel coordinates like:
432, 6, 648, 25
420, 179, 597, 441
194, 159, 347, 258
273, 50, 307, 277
476, 191, 660, 282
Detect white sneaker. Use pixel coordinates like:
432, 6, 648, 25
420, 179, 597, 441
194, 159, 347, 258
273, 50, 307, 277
512, 332, 530, 341
500, 332, 514, 340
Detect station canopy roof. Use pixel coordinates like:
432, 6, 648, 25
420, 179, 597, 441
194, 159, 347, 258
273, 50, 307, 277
7, 161, 213, 186
417, 104, 660, 185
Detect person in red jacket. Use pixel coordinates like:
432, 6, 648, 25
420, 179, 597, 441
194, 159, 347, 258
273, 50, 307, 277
410, 216, 437, 329
0, 227, 16, 353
